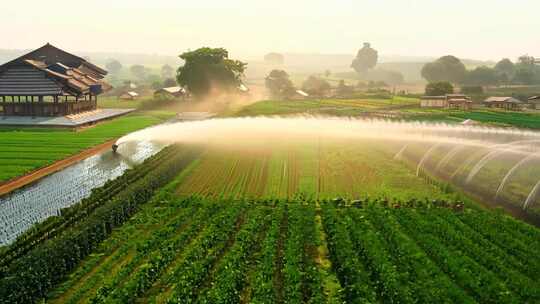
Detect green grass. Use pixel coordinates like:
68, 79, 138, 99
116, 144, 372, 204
231, 96, 419, 117
402, 108, 540, 129
453, 110, 540, 129
97, 96, 147, 109
0, 112, 173, 183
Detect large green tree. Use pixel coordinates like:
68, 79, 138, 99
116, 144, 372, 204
351, 43, 378, 74
513, 55, 540, 85
176, 47, 247, 97
494, 58, 515, 82
464, 66, 498, 86
265, 69, 295, 99
425, 81, 454, 96
421, 55, 467, 84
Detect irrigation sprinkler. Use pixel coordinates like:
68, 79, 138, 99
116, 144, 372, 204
112, 144, 119, 153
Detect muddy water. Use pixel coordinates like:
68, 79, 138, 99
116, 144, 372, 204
0, 141, 165, 245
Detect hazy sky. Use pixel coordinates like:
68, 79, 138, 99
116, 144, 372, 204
2, 0, 539, 60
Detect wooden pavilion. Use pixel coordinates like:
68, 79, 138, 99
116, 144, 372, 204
0, 43, 111, 116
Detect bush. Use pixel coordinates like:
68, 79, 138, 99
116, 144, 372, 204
425, 81, 454, 96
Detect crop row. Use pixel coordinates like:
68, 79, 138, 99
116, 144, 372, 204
3, 185, 540, 303
0, 146, 180, 267
0, 145, 201, 304
322, 201, 540, 304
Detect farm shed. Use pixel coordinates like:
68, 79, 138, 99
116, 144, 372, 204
420, 96, 447, 108
0, 43, 110, 116
483, 97, 524, 110
154, 86, 186, 99
447, 97, 472, 110
119, 91, 139, 100
528, 96, 540, 109
420, 94, 472, 110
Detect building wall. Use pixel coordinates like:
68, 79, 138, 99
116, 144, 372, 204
421, 99, 446, 108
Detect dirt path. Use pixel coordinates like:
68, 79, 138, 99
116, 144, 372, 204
0, 139, 117, 197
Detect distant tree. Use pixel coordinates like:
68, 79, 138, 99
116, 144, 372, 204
324, 70, 331, 78
464, 66, 498, 86
425, 81, 454, 96
163, 78, 177, 87
265, 69, 295, 99
151, 80, 163, 90
146, 74, 161, 84
177, 47, 247, 97
461, 86, 484, 94
106, 60, 122, 74
264, 53, 285, 64
518, 55, 536, 66
421, 55, 467, 84
368, 80, 388, 88
513, 67, 536, 85
336, 80, 354, 96
161, 64, 174, 79
302, 76, 331, 96
380, 70, 404, 85
130, 65, 148, 80
494, 58, 515, 82
351, 42, 378, 75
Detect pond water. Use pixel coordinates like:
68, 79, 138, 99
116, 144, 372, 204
0, 140, 164, 245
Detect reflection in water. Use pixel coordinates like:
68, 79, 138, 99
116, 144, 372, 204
0, 141, 164, 245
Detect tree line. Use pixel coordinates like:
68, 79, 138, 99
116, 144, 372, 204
421, 55, 540, 86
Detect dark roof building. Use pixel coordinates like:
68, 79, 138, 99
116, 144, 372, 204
528, 96, 540, 109
483, 97, 524, 110
0, 43, 111, 116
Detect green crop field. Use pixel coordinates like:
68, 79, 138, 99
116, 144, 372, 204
231, 96, 419, 117
0, 111, 173, 183
97, 96, 147, 109
176, 141, 450, 201
1, 144, 539, 304
402, 108, 540, 129
2, 98, 540, 303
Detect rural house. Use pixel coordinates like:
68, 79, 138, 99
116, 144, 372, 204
483, 97, 524, 110
154, 86, 186, 99
420, 94, 472, 110
118, 91, 139, 100
528, 96, 540, 110
446, 94, 472, 110
0, 43, 110, 116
